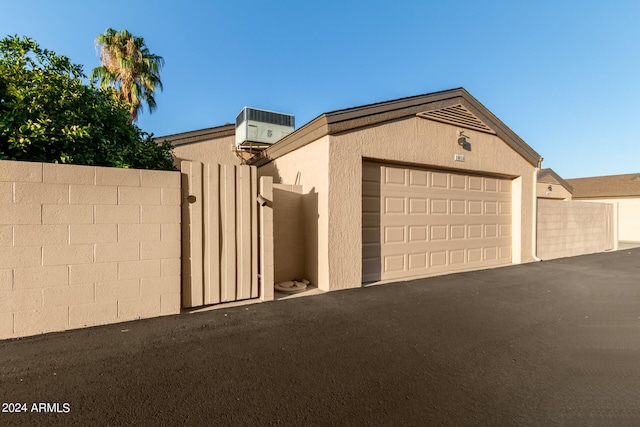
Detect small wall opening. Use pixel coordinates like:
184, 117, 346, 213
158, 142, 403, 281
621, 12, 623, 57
273, 184, 304, 284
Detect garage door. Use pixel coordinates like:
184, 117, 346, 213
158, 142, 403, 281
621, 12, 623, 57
362, 162, 512, 283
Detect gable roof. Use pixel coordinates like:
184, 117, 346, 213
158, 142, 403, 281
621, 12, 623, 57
538, 168, 573, 193
157, 124, 235, 146
248, 88, 542, 167
566, 173, 640, 199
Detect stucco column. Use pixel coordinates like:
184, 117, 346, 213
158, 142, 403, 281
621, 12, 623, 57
259, 176, 274, 301
326, 137, 363, 290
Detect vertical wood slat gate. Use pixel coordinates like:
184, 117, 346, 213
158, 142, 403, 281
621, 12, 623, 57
181, 161, 259, 308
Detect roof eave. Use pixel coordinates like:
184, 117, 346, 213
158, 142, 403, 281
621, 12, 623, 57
537, 168, 574, 193
156, 124, 235, 146
248, 88, 542, 168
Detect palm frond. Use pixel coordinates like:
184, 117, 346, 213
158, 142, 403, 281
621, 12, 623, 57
90, 28, 163, 122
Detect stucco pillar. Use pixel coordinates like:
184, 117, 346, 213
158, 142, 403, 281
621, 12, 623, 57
259, 176, 274, 301
326, 137, 362, 290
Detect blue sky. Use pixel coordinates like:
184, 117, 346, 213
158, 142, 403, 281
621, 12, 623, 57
2, 1, 639, 178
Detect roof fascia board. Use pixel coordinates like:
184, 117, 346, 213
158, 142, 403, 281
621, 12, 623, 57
538, 169, 574, 193
455, 90, 541, 167
249, 115, 329, 166
250, 91, 464, 166
573, 195, 640, 200
323, 89, 463, 124
157, 124, 235, 146
252, 87, 542, 168
326, 98, 461, 135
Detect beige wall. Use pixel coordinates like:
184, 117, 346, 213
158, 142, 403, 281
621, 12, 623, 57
537, 199, 614, 260
0, 160, 181, 339
173, 135, 240, 167
273, 184, 304, 284
258, 137, 330, 290
610, 198, 640, 242
537, 182, 572, 200
259, 117, 537, 291
577, 197, 640, 243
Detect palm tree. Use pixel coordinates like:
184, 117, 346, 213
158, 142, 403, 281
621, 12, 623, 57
91, 28, 164, 122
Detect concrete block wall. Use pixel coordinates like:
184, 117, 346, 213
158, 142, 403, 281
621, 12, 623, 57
0, 160, 181, 339
579, 198, 640, 243
537, 199, 614, 260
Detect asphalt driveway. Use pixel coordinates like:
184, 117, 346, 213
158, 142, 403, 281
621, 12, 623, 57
1, 248, 640, 426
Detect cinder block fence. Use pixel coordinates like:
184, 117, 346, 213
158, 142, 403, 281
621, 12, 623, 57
0, 160, 181, 339
537, 199, 616, 260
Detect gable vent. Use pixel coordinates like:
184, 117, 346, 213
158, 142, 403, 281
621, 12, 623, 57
417, 104, 496, 134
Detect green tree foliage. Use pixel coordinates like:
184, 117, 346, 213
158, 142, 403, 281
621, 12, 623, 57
0, 35, 174, 170
91, 28, 164, 122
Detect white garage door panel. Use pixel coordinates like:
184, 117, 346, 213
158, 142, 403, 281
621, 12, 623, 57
362, 162, 512, 283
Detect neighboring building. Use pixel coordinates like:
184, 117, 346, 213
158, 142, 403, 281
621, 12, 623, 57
158, 124, 240, 167
535, 169, 615, 260
537, 168, 572, 200
566, 173, 640, 243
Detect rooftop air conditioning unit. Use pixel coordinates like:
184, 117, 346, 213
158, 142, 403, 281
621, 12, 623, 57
235, 107, 295, 149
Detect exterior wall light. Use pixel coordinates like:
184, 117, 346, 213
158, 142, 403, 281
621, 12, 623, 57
458, 131, 471, 151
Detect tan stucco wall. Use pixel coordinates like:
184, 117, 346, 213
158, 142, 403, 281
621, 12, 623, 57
327, 139, 364, 290
273, 184, 304, 284
172, 135, 240, 167
327, 117, 536, 290
537, 182, 572, 200
260, 117, 537, 291
258, 137, 330, 290
609, 198, 640, 242
361, 117, 534, 177
0, 160, 181, 339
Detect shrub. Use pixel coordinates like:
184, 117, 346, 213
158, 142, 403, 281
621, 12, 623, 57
0, 35, 175, 170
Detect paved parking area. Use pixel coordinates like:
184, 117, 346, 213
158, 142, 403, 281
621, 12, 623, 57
1, 248, 640, 426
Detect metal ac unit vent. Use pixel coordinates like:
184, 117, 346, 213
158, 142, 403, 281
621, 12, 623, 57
235, 107, 295, 149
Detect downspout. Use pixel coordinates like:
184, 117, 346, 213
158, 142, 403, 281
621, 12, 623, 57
532, 157, 543, 261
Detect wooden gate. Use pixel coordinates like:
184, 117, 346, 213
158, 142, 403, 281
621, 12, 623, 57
181, 161, 260, 308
